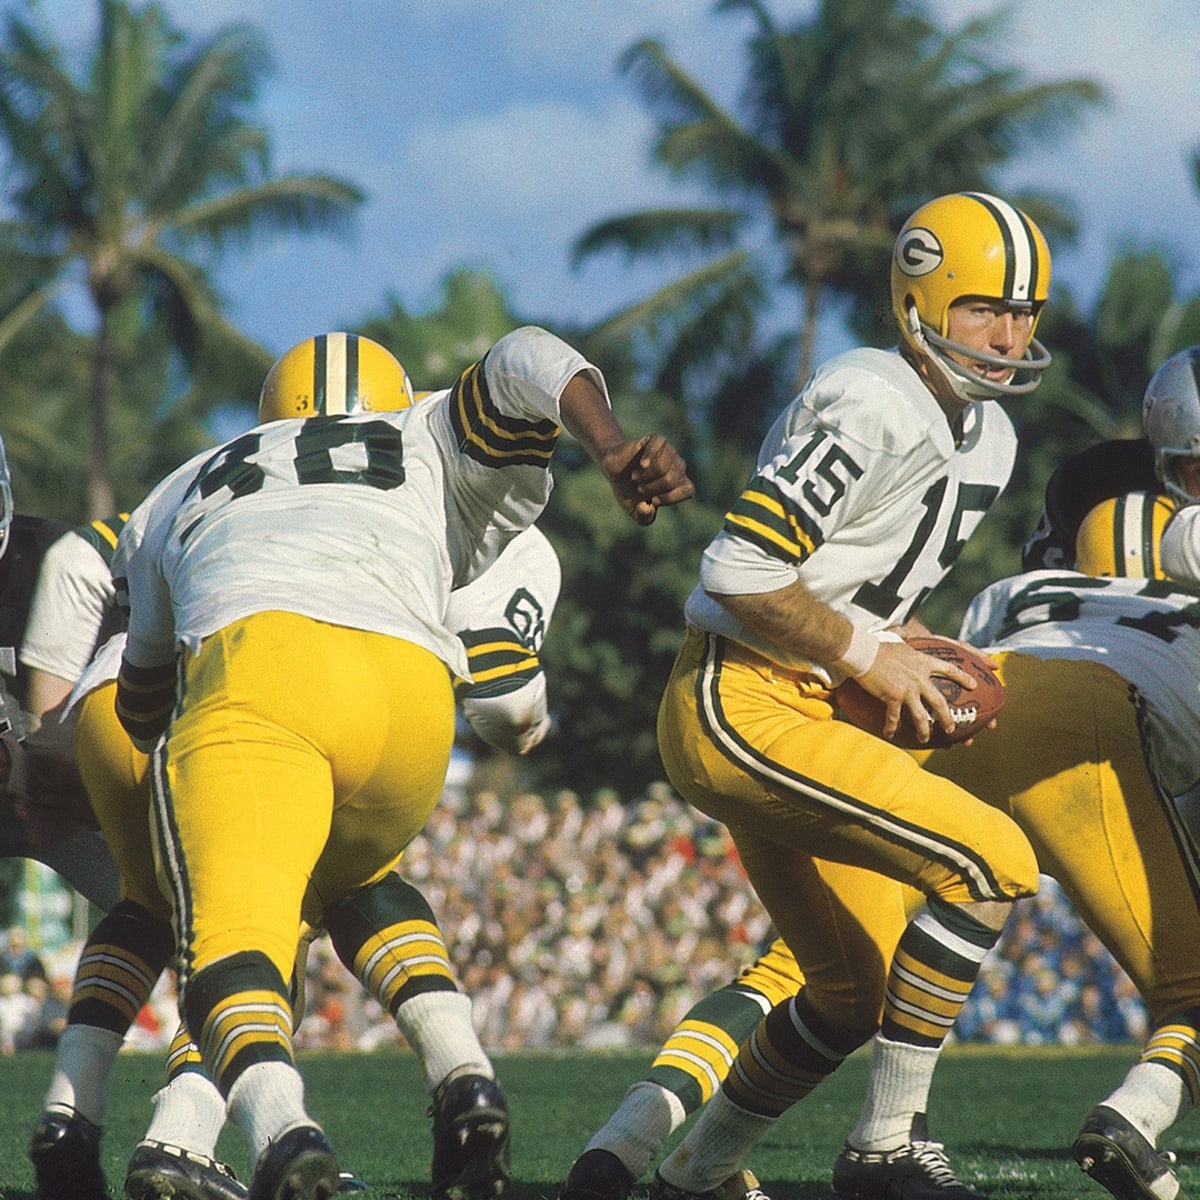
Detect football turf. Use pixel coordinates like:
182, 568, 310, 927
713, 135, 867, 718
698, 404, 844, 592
0, 1044, 1195, 1198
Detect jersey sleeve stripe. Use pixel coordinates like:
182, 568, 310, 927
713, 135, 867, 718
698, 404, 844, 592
448, 361, 560, 467
723, 479, 822, 563
74, 512, 131, 563
454, 629, 542, 696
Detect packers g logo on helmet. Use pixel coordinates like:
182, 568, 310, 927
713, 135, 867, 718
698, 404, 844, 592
891, 191, 1052, 401
258, 332, 415, 422
1074, 491, 1176, 580
895, 227, 944, 278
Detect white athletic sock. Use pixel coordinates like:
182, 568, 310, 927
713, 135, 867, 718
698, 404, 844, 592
226, 1062, 311, 1162
657, 1089, 775, 1194
1104, 1062, 1190, 1146
394, 991, 493, 1093
585, 1080, 687, 1179
847, 1035, 942, 1151
141, 1071, 227, 1157
42, 1025, 126, 1126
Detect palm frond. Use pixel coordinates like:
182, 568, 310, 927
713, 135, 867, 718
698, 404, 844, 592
573, 208, 743, 266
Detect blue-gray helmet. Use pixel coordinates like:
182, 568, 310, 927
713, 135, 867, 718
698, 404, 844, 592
1142, 347, 1200, 506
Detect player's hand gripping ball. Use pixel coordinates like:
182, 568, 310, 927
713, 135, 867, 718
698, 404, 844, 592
833, 635, 1005, 749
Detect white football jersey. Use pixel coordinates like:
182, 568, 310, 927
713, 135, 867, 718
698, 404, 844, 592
1162, 503, 1200, 583
74, 525, 563, 756
960, 570, 1200, 798
448, 525, 561, 754
115, 326, 603, 681
19, 527, 114, 684
686, 347, 1017, 677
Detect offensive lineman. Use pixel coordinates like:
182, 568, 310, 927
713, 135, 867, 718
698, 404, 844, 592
29, 334, 566, 1200
636, 191, 1051, 1200
112, 325, 692, 1200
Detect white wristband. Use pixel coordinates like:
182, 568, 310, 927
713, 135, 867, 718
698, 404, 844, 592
835, 624, 880, 677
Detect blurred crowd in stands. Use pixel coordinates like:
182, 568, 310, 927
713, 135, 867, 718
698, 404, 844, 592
2, 777, 1150, 1056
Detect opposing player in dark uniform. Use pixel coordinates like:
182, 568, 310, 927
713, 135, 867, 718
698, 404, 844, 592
1022, 345, 1200, 571
0, 439, 120, 909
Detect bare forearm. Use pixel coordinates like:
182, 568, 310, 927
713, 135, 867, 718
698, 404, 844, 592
709, 580, 857, 669
559, 371, 695, 524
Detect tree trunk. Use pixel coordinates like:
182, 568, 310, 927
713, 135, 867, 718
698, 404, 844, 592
87, 309, 115, 520
797, 277, 821, 390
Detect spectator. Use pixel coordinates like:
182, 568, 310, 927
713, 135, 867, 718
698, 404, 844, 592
0, 926, 47, 983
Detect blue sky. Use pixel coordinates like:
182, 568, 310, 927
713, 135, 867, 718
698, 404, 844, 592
20, 0, 1200, 370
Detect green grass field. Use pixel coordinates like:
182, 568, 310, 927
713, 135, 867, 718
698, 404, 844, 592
0, 1044, 1194, 1199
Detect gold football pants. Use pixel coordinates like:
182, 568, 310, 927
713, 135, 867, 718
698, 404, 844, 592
152, 611, 456, 987
74, 680, 163, 917
917, 652, 1200, 1023
657, 628, 1038, 1030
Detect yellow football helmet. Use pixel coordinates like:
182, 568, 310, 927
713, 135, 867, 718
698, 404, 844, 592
891, 191, 1052, 400
1074, 491, 1176, 579
258, 332, 415, 422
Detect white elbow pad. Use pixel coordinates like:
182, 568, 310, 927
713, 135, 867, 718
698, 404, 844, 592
461, 673, 551, 755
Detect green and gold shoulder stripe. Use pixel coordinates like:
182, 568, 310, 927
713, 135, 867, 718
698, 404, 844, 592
453, 627, 541, 698
72, 512, 131, 566
723, 478, 823, 565
448, 360, 560, 468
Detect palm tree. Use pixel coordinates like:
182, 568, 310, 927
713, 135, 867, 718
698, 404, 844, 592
0, 0, 363, 517
577, 0, 1102, 437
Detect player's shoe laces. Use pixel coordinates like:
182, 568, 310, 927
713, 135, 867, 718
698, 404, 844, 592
831, 1114, 989, 1200
1072, 1105, 1184, 1200
429, 1071, 512, 1200
30, 1108, 107, 1200
124, 1138, 248, 1200
558, 1148, 636, 1200
247, 1123, 340, 1200
649, 1167, 771, 1200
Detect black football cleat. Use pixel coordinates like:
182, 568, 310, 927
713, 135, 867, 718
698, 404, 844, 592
831, 1114, 989, 1200
124, 1138, 248, 1200
30, 1108, 107, 1200
1072, 1104, 1183, 1200
558, 1148, 636, 1200
649, 1167, 771, 1200
248, 1124, 340, 1200
429, 1072, 512, 1200
336, 1171, 369, 1193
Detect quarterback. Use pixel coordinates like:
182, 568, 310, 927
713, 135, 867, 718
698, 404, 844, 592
112, 324, 691, 1200
627, 191, 1051, 1200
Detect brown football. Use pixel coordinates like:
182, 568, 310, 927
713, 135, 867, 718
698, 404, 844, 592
832, 634, 1005, 749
